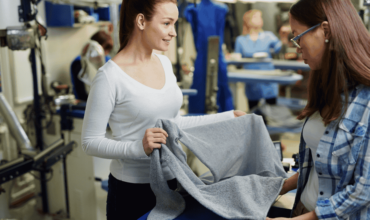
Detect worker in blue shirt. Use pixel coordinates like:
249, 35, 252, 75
234, 9, 282, 110
70, 30, 113, 101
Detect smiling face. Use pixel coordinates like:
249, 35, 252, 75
289, 14, 327, 70
142, 2, 178, 52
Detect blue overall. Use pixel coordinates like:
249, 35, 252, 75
234, 32, 282, 101
185, 0, 234, 114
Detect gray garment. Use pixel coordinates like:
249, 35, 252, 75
149, 114, 288, 220
258, 104, 304, 128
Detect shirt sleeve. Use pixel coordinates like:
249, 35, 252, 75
81, 70, 149, 160
234, 37, 243, 54
315, 128, 370, 219
268, 32, 282, 54
172, 110, 235, 130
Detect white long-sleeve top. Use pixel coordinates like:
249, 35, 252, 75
81, 53, 234, 183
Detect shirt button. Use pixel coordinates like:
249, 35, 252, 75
320, 191, 324, 195
319, 172, 322, 175
325, 131, 329, 134
317, 154, 320, 158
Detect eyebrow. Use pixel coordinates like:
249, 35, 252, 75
163, 17, 175, 21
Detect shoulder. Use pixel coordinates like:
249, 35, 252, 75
98, 60, 115, 76
343, 84, 370, 126
94, 60, 119, 85
154, 53, 172, 66
264, 31, 277, 38
214, 2, 228, 11
235, 35, 245, 42
185, 4, 195, 14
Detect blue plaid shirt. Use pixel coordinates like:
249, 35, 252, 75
293, 84, 370, 220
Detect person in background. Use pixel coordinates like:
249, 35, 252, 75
234, 9, 282, 110
267, 0, 370, 219
70, 30, 113, 102
80, 0, 246, 219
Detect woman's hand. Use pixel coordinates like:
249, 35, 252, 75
234, 110, 247, 117
142, 128, 168, 156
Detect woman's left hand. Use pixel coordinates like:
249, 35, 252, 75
234, 110, 247, 117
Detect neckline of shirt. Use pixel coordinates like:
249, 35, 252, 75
108, 53, 168, 93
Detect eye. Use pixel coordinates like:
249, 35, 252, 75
164, 22, 170, 26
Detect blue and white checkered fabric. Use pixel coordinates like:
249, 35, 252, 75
294, 84, 370, 220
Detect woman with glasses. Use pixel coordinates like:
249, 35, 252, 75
267, 0, 370, 219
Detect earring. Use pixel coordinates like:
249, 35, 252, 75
325, 39, 329, 43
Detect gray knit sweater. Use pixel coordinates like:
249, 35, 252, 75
149, 114, 288, 220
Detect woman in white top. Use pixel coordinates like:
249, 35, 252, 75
81, 0, 245, 219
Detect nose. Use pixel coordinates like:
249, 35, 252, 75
169, 26, 177, 38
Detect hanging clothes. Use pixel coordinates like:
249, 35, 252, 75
185, 0, 234, 114
234, 32, 282, 101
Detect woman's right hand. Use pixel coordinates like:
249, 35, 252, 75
142, 128, 168, 156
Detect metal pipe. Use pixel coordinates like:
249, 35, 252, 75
33, 139, 64, 162
0, 94, 33, 151
0, 157, 24, 171
62, 156, 70, 218
30, 48, 48, 213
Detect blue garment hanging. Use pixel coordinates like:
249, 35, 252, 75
234, 32, 282, 101
185, 0, 234, 114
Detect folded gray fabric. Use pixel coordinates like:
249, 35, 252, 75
149, 114, 287, 220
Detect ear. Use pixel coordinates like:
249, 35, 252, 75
321, 21, 331, 40
136, 13, 145, 30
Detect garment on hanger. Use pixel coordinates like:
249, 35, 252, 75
185, 0, 234, 113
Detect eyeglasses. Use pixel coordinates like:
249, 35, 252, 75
290, 23, 321, 49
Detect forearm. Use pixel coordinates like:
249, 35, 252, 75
280, 172, 298, 195
174, 110, 234, 129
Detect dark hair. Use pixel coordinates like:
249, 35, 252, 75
290, 0, 370, 125
91, 30, 113, 52
118, 0, 177, 52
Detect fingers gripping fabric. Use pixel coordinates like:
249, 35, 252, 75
149, 114, 287, 220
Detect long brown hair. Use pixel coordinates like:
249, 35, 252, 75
118, 0, 177, 52
242, 9, 263, 35
290, 0, 370, 125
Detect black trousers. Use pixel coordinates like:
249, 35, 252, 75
106, 173, 177, 220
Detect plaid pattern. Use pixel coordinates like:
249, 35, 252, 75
293, 84, 370, 220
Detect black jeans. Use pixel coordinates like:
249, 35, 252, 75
106, 173, 177, 220
248, 97, 277, 110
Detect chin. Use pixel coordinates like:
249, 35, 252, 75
154, 46, 168, 52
